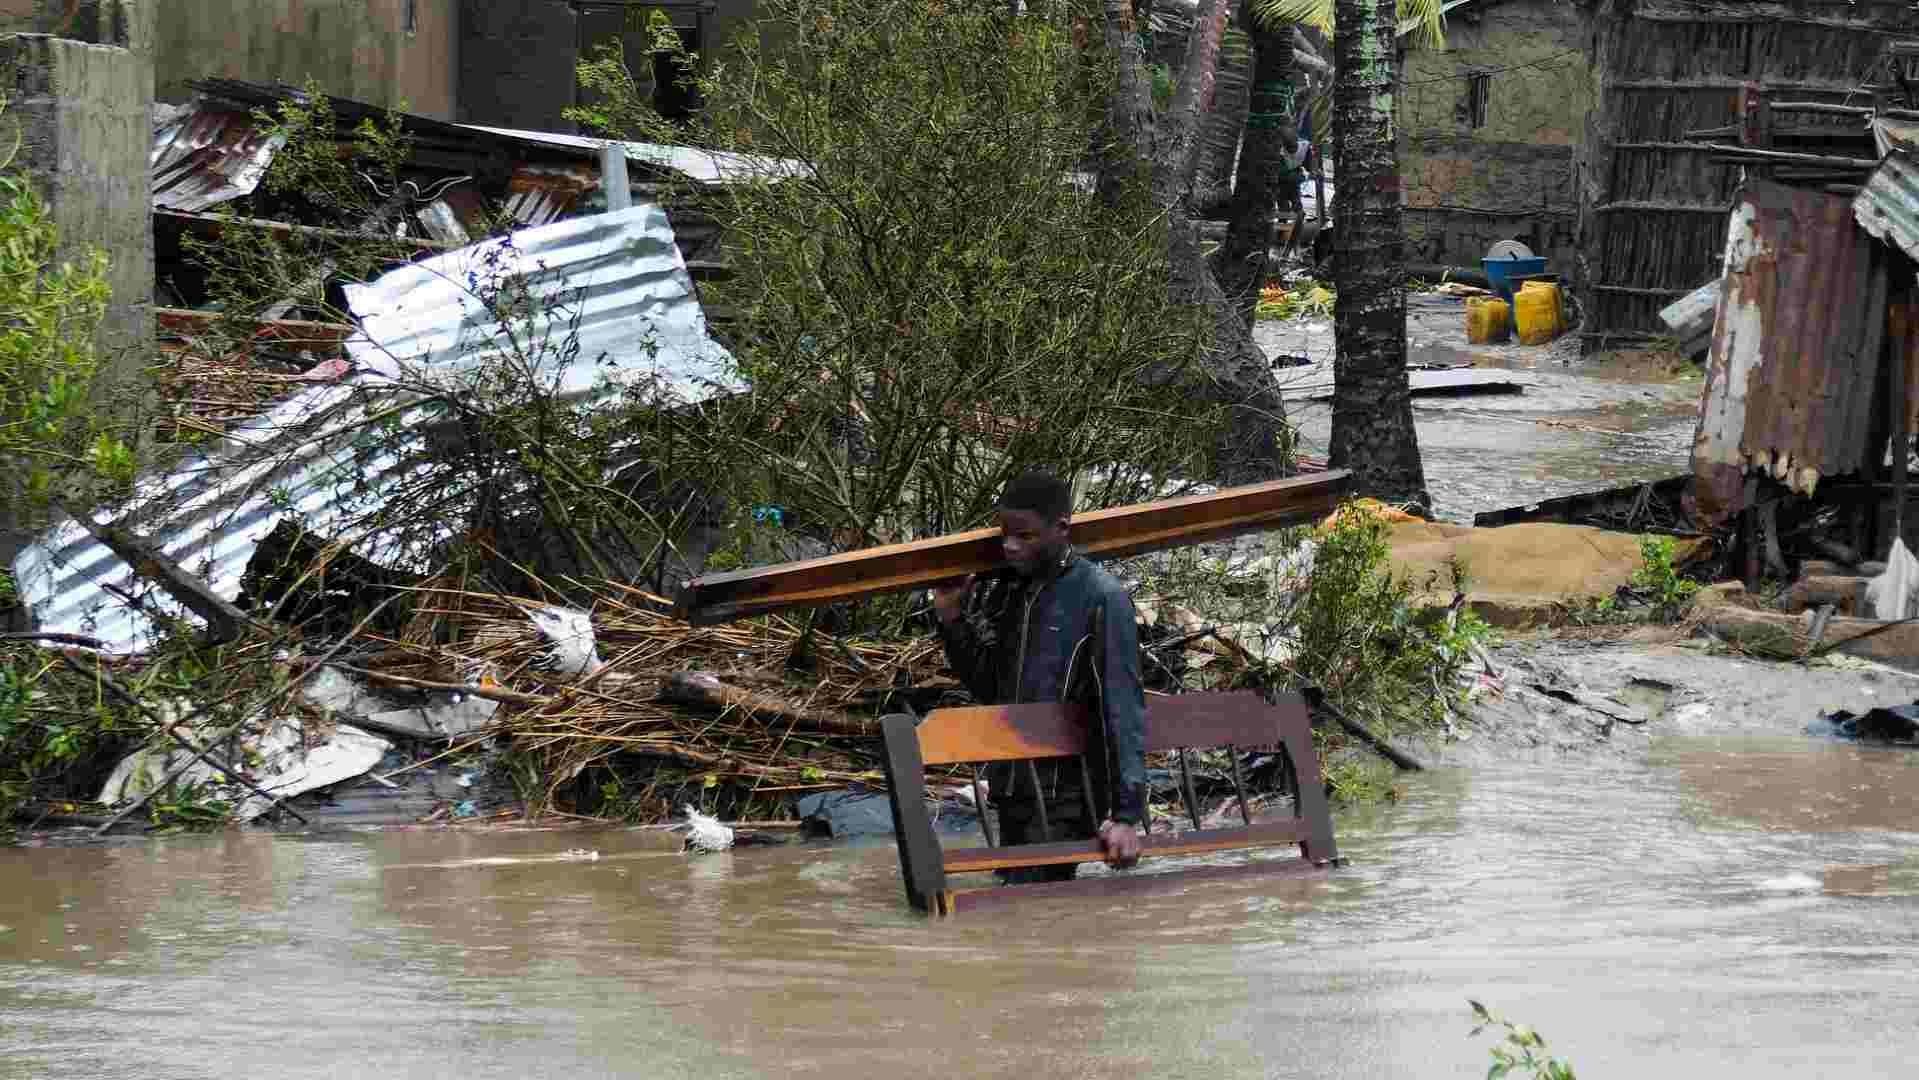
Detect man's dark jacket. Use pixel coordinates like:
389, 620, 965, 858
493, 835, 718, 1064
935, 549, 1148, 825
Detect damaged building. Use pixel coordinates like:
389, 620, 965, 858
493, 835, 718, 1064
1394, 0, 1917, 352
1399, 0, 1592, 274
153, 0, 760, 130
15, 79, 790, 652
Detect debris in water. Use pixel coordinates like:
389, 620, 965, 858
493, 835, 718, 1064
1809, 703, 1919, 744
560, 848, 601, 861
683, 806, 735, 853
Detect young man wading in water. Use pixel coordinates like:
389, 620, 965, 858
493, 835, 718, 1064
931, 472, 1147, 884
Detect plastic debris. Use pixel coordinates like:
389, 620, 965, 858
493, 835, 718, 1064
1865, 538, 1919, 620
98, 715, 390, 822
682, 805, 735, 853
524, 605, 604, 676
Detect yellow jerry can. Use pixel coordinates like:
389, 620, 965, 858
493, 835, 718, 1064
1466, 297, 1512, 344
1514, 281, 1563, 345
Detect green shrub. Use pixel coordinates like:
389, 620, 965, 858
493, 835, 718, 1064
1632, 535, 1699, 622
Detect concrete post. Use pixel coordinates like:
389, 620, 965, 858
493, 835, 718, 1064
0, 0, 155, 625
0, 0, 154, 378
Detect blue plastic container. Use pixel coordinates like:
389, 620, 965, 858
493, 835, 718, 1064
1482, 255, 1547, 303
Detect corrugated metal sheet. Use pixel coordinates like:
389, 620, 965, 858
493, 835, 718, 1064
14, 204, 738, 653
502, 163, 597, 226
1693, 180, 1888, 523
457, 124, 806, 185
1874, 115, 1919, 159
1855, 151, 1919, 263
344, 201, 738, 403
151, 105, 284, 213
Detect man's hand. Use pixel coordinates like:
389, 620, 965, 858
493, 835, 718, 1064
1098, 819, 1141, 870
930, 574, 974, 624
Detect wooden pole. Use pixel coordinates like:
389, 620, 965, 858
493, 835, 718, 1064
1891, 304, 1911, 557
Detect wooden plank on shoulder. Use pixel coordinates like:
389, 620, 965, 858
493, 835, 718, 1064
678, 472, 1351, 625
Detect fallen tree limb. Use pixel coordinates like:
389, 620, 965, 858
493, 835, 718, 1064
661, 671, 883, 737
329, 664, 553, 708
1303, 689, 1425, 772
0, 632, 108, 648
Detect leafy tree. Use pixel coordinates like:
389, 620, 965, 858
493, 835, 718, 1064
0, 132, 134, 528
572, 0, 1240, 547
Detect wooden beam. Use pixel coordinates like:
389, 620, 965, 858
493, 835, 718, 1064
1613, 141, 1880, 170
154, 209, 456, 253
916, 692, 1312, 766
156, 307, 355, 348
880, 713, 949, 912
940, 820, 1311, 873
678, 472, 1352, 625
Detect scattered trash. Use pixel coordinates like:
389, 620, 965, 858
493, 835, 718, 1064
452, 800, 479, 818
524, 605, 604, 676
1865, 539, 1919, 620
98, 716, 391, 823
560, 848, 601, 861
1809, 703, 1919, 744
1672, 702, 1715, 727
683, 806, 735, 853
796, 786, 978, 839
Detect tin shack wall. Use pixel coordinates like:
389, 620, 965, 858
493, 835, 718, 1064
1693, 179, 1888, 522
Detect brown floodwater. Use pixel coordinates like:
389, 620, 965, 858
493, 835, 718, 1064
4, 736, 1917, 1079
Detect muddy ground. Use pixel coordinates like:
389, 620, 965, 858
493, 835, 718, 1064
1255, 293, 1702, 523
1427, 632, 1919, 768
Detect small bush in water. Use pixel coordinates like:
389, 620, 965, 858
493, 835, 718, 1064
1469, 1000, 1576, 1080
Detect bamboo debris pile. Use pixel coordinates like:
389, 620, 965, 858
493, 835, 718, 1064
379, 581, 953, 813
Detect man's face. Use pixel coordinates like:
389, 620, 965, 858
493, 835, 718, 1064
998, 508, 1069, 578
1277, 118, 1298, 147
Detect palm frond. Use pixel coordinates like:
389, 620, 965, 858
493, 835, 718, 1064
1251, 0, 1449, 50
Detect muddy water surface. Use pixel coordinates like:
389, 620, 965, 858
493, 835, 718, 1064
4, 735, 1917, 1078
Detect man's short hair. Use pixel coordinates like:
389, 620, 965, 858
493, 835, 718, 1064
998, 471, 1074, 522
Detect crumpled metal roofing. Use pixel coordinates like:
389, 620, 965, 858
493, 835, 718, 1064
14, 204, 739, 653
457, 124, 806, 185
1855, 150, 1919, 264
1693, 180, 1888, 523
151, 105, 285, 213
344, 201, 738, 402
1874, 115, 1919, 159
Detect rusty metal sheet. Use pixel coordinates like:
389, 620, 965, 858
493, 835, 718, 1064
1694, 180, 1887, 523
151, 105, 284, 213
1855, 151, 1919, 264
503, 163, 597, 226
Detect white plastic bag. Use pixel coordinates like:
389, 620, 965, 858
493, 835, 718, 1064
1866, 539, 1919, 620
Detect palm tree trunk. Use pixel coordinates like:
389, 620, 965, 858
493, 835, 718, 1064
1102, 0, 1293, 484
1153, 0, 1234, 205
1191, 25, 1252, 217
1328, 0, 1428, 511
1214, 12, 1294, 333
